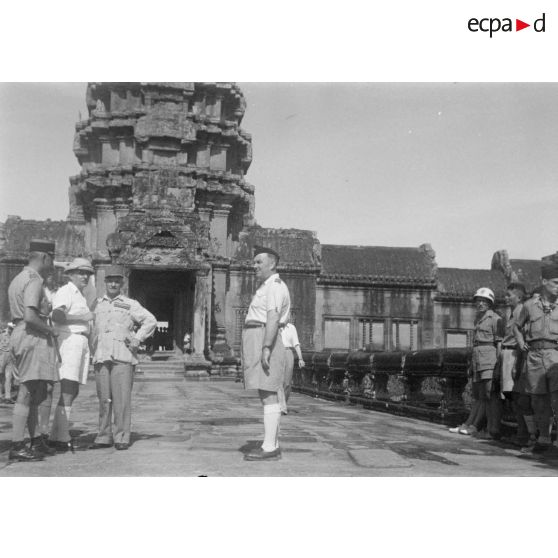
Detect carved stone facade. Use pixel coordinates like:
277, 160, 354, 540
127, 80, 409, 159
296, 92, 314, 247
1, 82, 556, 375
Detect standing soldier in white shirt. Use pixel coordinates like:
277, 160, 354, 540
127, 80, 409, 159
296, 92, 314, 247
90, 265, 156, 450
49, 258, 95, 451
242, 246, 291, 461
278, 321, 305, 414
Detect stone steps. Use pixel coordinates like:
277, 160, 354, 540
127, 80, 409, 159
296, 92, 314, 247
136, 359, 184, 377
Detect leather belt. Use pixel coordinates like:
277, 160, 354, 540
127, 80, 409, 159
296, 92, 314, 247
529, 340, 558, 350
244, 322, 265, 329
501, 345, 517, 350
473, 342, 495, 347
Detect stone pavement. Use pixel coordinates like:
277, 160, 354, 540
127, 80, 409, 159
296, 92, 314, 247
0, 377, 557, 476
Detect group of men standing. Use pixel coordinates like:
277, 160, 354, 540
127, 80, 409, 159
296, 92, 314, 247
6, 239, 156, 462
4, 238, 302, 464
450, 262, 558, 456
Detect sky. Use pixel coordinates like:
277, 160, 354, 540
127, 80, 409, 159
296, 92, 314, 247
1, 82, 558, 269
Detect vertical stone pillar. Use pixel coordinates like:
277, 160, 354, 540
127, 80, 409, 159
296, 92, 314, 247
94, 198, 117, 257
184, 267, 212, 377
210, 266, 232, 360
210, 204, 231, 258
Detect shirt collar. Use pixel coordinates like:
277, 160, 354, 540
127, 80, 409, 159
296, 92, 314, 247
67, 281, 80, 294
102, 293, 124, 303
263, 273, 279, 286
24, 266, 42, 281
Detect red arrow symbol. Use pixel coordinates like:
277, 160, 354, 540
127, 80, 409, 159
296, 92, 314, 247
516, 19, 530, 31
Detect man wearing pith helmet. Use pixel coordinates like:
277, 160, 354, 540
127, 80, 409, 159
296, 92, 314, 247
514, 262, 558, 455
469, 287, 504, 439
7, 239, 59, 461
49, 257, 95, 451
242, 246, 291, 461
90, 265, 156, 450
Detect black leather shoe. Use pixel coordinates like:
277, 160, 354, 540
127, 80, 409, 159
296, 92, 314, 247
89, 442, 113, 450
115, 443, 129, 450
48, 440, 75, 453
244, 447, 281, 461
9, 444, 44, 462
31, 436, 57, 456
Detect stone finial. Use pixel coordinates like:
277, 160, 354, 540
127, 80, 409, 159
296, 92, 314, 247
491, 249, 517, 282
419, 243, 438, 278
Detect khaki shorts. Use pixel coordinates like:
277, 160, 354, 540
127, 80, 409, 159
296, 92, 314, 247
242, 327, 286, 392
524, 348, 558, 395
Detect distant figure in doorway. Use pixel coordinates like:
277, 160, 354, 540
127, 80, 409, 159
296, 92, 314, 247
183, 332, 192, 354
1, 321, 17, 403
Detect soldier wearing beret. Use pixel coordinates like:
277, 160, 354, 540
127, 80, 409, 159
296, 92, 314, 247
7, 239, 59, 461
514, 262, 558, 455
90, 265, 156, 450
49, 257, 95, 451
242, 246, 291, 461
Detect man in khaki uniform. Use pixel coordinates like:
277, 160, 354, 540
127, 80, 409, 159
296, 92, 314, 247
242, 246, 290, 461
461, 288, 504, 438
90, 265, 156, 450
514, 262, 558, 455
7, 239, 59, 461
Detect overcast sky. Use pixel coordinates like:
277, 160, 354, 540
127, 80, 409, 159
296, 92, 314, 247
1, 82, 557, 269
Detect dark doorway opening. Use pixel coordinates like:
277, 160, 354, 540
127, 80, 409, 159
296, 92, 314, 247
128, 269, 194, 353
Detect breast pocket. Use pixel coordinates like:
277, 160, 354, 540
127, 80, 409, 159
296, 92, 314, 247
529, 315, 545, 338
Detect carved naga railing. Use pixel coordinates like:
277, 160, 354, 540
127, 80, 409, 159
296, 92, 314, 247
292, 348, 472, 425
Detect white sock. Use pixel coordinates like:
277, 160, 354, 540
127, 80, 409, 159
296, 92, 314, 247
262, 403, 281, 452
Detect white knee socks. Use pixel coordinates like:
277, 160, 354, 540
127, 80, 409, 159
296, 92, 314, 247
262, 403, 281, 452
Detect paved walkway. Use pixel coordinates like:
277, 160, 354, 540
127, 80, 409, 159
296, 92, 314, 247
1, 377, 557, 476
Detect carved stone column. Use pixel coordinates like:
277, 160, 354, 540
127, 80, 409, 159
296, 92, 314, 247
184, 267, 212, 377
114, 198, 129, 225
209, 266, 233, 364
94, 197, 117, 258
210, 204, 231, 258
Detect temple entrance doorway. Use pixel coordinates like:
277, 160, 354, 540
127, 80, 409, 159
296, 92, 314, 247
128, 269, 194, 354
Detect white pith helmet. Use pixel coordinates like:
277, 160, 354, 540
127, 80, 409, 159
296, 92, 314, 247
473, 287, 495, 304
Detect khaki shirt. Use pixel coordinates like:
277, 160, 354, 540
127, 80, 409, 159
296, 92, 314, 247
472, 309, 503, 375
8, 266, 50, 320
516, 295, 558, 342
52, 281, 91, 335
93, 294, 157, 365
245, 273, 290, 325
502, 304, 522, 348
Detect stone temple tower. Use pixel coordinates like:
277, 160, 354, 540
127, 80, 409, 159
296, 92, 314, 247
0, 82, 320, 375
69, 82, 256, 370
71, 82, 255, 262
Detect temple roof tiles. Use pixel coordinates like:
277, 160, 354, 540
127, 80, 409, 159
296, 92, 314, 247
319, 245, 436, 285
436, 267, 507, 301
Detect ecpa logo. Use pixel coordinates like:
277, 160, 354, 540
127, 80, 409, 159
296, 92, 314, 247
468, 13, 546, 37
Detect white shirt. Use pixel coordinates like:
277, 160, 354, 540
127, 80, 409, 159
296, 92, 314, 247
280, 323, 300, 348
52, 281, 91, 335
245, 273, 290, 325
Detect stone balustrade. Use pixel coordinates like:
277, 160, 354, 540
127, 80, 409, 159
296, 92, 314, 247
293, 348, 472, 425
